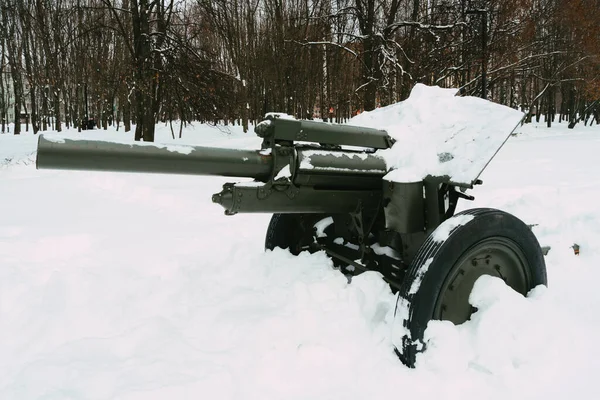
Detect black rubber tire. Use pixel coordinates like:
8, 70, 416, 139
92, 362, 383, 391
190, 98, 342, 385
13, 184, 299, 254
394, 208, 547, 367
265, 213, 325, 255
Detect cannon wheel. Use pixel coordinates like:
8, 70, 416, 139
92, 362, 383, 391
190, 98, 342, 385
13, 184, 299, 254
395, 208, 547, 367
264, 213, 326, 254
264, 213, 359, 272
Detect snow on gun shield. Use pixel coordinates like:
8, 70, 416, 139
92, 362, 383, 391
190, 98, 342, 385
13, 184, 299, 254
36, 115, 547, 367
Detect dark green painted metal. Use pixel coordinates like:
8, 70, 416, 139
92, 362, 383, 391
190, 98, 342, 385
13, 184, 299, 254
433, 237, 530, 324
256, 118, 394, 149
293, 171, 383, 190
383, 181, 425, 234
212, 182, 381, 215
296, 149, 387, 175
293, 148, 387, 190
36, 135, 273, 180
424, 180, 445, 231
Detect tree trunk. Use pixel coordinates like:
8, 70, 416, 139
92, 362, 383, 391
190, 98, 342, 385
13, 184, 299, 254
131, 0, 156, 141
123, 101, 131, 132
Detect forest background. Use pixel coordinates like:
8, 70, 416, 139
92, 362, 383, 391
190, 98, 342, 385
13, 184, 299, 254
1, 0, 599, 141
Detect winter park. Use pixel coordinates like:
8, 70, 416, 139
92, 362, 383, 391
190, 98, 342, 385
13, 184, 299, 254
2, 1, 600, 399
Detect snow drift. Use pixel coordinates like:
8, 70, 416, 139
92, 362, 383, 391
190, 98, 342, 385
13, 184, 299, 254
352, 84, 524, 184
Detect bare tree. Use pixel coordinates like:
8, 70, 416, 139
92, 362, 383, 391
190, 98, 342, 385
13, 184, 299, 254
1, 0, 24, 134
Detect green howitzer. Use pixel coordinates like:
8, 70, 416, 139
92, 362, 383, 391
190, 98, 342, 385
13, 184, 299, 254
36, 115, 547, 367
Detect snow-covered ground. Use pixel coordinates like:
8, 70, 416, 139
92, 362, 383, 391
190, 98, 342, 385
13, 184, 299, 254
2, 118, 600, 399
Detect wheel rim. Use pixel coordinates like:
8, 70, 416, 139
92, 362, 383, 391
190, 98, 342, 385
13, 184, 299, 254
433, 237, 531, 324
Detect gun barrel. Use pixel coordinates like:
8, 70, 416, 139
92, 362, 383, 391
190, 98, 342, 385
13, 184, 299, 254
36, 135, 273, 180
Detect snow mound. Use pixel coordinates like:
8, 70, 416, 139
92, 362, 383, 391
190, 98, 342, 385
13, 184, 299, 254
351, 84, 524, 184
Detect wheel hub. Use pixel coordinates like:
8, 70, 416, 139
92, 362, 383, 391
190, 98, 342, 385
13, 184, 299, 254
433, 237, 530, 324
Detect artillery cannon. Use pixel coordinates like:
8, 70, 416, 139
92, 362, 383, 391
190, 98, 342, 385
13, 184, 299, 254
36, 115, 547, 367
